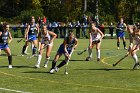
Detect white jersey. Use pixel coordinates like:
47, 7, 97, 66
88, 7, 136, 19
134, 34, 140, 46
41, 31, 53, 46
91, 30, 101, 41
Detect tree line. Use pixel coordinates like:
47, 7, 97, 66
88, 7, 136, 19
0, 0, 139, 24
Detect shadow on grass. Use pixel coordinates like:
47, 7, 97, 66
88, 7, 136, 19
22, 71, 47, 73
74, 68, 138, 71
0, 66, 34, 68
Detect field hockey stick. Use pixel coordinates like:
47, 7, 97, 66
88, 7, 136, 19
26, 44, 48, 59
17, 39, 23, 43
112, 45, 138, 67
64, 49, 74, 75
77, 48, 88, 55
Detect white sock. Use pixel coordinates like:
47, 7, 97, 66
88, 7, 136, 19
88, 47, 92, 58
25, 46, 29, 53
37, 55, 42, 65
132, 54, 138, 63
97, 49, 100, 59
31, 43, 34, 50
44, 57, 50, 65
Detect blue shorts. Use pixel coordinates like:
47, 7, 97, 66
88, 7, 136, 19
0, 43, 9, 50
116, 31, 125, 38
57, 44, 72, 54
28, 35, 37, 41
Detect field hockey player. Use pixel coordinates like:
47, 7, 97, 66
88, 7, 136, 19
35, 25, 57, 68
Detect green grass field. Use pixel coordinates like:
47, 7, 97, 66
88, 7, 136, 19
0, 38, 140, 93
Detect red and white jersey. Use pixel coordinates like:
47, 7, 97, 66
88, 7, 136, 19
134, 34, 140, 45
41, 31, 52, 45
90, 30, 101, 41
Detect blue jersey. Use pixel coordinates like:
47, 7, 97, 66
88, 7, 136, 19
28, 24, 37, 35
28, 24, 38, 41
0, 31, 9, 44
0, 31, 9, 49
58, 37, 76, 54
116, 23, 125, 38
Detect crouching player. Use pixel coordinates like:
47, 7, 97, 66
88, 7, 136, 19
130, 25, 140, 69
86, 22, 104, 61
0, 23, 13, 68
49, 31, 78, 74
35, 25, 57, 68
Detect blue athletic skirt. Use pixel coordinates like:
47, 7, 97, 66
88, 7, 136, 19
57, 44, 72, 54
116, 31, 125, 38
28, 35, 37, 41
0, 43, 9, 49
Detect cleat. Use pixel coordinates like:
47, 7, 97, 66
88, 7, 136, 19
8, 65, 12, 69
117, 47, 120, 50
133, 62, 140, 70
97, 58, 100, 61
49, 68, 55, 74
124, 47, 127, 50
55, 67, 59, 72
86, 57, 92, 61
44, 64, 48, 68
49, 67, 59, 74
35, 64, 40, 68
32, 54, 38, 57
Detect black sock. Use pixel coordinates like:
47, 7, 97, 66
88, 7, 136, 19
52, 60, 56, 69
57, 60, 66, 68
8, 56, 12, 65
32, 47, 37, 55
117, 42, 120, 47
123, 41, 126, 48
22, 45, 26, 54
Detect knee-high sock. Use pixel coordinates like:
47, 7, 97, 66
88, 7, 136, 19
97, 49, 100, 59
24, 46, 29, 53
88, 47, 92, 58
132, 54, 138, 63
117, 42, 120, 47
44, 57, 50, 65
123, 41, 126, 48
8, 56, 12, 65
31, 43, 34, 50
36, 55, 42, 65
32, 47, 37, 55
52, 60, 56, 69
57, 60, 67, 68
22, 45, 26, 54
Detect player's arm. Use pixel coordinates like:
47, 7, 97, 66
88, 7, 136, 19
63, 39, 69, 54
25, 25, 30, 40
73, 38, 78, 50
48, 31, 57, 43
8, 32, 12, 44
0, 31, 2, 36
36, 24, 40, 36
97, 28, 104, 39
89, 31, 92, 47
37, 32, 42, 51
124, 23, 127, 31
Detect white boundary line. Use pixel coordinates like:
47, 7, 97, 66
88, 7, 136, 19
0, 87, 32, 93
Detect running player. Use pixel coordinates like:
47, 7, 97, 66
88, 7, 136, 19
21, 17, 39, 56
130, 25, 140, 69
86, 21, 104, 61
0, 23, 13, 68
116, 18, 127, 50
35, 25, 57, 68
49, 31, 78, 74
